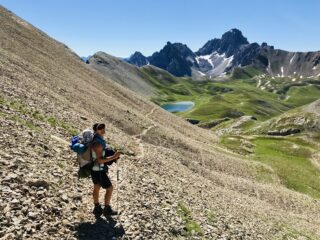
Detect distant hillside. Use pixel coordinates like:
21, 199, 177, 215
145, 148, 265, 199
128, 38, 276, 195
87, 52, 156, 97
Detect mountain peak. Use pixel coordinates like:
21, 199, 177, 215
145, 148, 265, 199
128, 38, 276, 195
149, 42, 195, 76
227, 28, 244, 35
130, 51, 146, 59
219, 29, 249, 56
221, 28, 248, 43
126, 51, 148, 67
196, 29, 248, 57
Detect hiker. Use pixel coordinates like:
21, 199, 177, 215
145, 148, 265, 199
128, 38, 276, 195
91, 123, 121, 218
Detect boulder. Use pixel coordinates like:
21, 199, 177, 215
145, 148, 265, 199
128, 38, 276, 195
198, 117, 231, 129
267, 128, 301, 136
185, 118, 200, 125
28, 180, 50, 189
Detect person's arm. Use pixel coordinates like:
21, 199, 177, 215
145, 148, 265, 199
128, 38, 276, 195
92, 143, 120, 164
105, 152, 121, 162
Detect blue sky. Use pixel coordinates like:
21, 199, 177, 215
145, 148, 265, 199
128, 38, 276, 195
1, 0, 320, 57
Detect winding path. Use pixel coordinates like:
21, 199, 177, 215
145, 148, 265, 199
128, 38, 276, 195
134, 107, 157, 159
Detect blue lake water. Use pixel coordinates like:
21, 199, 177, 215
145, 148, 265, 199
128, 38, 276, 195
161, 101, 194, 113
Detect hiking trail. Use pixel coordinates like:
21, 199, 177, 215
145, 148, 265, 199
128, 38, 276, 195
134, 107, 157, 159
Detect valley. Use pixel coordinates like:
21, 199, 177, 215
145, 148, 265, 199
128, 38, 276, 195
88, 45, 320, 201
147, 71, 320, 199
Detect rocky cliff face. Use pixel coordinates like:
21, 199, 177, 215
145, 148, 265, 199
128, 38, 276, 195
125, 29, 320, 78
257, 46, 320, 77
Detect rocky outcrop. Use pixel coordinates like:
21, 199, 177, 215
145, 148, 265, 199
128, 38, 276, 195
198, 117, 231, 129
267, 128, 301, 136
185, 118, 200, 125
215, 116, 257, 136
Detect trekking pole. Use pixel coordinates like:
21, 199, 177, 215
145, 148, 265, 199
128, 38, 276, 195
116, 155, 125, 234
200, 149, 204, 201
116, 160, 119, 215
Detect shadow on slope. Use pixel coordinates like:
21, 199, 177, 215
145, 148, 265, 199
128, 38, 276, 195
75, 217, 125, 240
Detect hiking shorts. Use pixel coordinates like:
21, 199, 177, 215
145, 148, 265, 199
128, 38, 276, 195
91, 170, 112, 189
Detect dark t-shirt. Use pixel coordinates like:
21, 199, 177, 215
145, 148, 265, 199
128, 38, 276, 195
92, 134, 108, 171
92, 134, 117, 170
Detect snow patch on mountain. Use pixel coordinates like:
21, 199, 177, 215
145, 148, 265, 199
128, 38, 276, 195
196, 52, 234, 77
197, 70, 206, 76
196, 54, 214, 67
290, 53, 296, 64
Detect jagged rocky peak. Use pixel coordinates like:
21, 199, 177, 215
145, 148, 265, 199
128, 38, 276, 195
127, 51, 148, 67
219, 29, 249, 56
221, 29, 248, 45
125, 29, 253, 77
168, 42, 195, 58
156, 41, 195, 60
147, 42, 195, 77
197, 28, 249, 57
123, 28, 320, 78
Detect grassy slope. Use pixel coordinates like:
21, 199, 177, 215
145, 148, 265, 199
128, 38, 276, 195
140, 65, 320, 199
253, 136, 320, 198
221, 134, 320, 198
142, 66, 320, 123
286, 84, 320, 106
215, 89, 320, 199
218, 100, 320, 199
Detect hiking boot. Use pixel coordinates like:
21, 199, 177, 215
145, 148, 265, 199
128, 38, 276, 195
93, 204, 103, 218
103, 205, 118, 217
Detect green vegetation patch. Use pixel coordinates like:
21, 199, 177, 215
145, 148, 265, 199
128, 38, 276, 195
252, 136, 320, 198
221, 134, 320, 198
231, 66, 263, 79
272, 223, 318, 240
176, 202, 203, 237
0, 94, 78, 136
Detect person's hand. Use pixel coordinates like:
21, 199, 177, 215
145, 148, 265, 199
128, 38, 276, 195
114, 151, 121, 159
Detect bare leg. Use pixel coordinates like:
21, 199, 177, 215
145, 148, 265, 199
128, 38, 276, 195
93, 184, 101, 204
105, 185, 113, 206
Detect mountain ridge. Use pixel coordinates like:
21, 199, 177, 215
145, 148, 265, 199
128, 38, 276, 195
124, 28, 320, 78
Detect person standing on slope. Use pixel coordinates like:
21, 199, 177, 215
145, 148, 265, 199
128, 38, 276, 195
91, 123, 121, 218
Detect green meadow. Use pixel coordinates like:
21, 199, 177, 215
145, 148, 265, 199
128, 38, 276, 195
143, 67, 320, 199
142, 66, 320, 123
